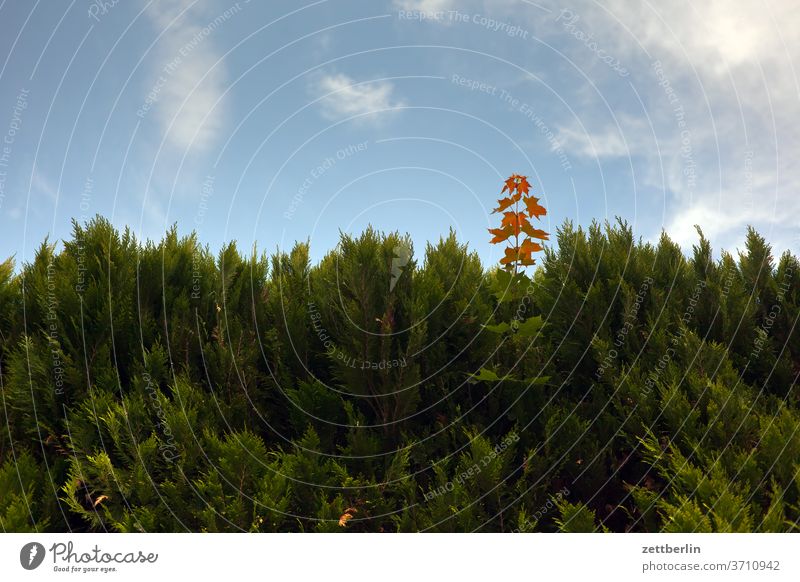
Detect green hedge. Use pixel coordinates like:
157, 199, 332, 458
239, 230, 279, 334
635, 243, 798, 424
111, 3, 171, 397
0, 217, 797, 532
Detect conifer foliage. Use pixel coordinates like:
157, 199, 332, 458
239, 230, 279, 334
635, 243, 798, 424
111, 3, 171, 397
0, 214, 799, 533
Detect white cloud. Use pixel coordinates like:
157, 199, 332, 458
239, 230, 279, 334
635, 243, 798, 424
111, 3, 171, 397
600, 1, 799, 77
144, 0, 233, 152
516, 0, 800, 253
7, 206, 22, 221
31, 169, 58, 204
393, 0, 455, 13
666, 202, 750, 253
313, 73, 406, 125
555, 115, 654, 159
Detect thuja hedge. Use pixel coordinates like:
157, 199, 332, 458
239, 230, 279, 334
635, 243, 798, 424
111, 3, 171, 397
0, 216, 798, 532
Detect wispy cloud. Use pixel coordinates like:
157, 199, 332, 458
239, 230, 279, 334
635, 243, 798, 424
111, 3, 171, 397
522, 0, 800, 252
393, 0, 455, 13
409, 0, 799, 252
555, 116, 654, 160
144, 0, 237, 152
312, 73, 406, 125
31, 169, 58, 204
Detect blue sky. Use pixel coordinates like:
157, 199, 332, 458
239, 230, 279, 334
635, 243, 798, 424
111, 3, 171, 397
0, 0, 798, 267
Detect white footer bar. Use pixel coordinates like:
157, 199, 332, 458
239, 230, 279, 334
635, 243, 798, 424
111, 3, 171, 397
1, 533, 796, 581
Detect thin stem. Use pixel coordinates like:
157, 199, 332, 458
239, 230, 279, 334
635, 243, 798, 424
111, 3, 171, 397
513, 189, 519, 276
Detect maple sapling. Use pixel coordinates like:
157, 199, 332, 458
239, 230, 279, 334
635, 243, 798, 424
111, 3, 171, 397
488, 174, 548, 273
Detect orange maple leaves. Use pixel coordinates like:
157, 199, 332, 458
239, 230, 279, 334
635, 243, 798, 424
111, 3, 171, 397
489, 174, 548, 271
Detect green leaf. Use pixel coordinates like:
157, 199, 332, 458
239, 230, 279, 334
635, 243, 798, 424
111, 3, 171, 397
513, 315, 543, 338
483, 322, 511, 334
490, 269, 531, 303
468, 368, 514, 383
526, 376, 550, 385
